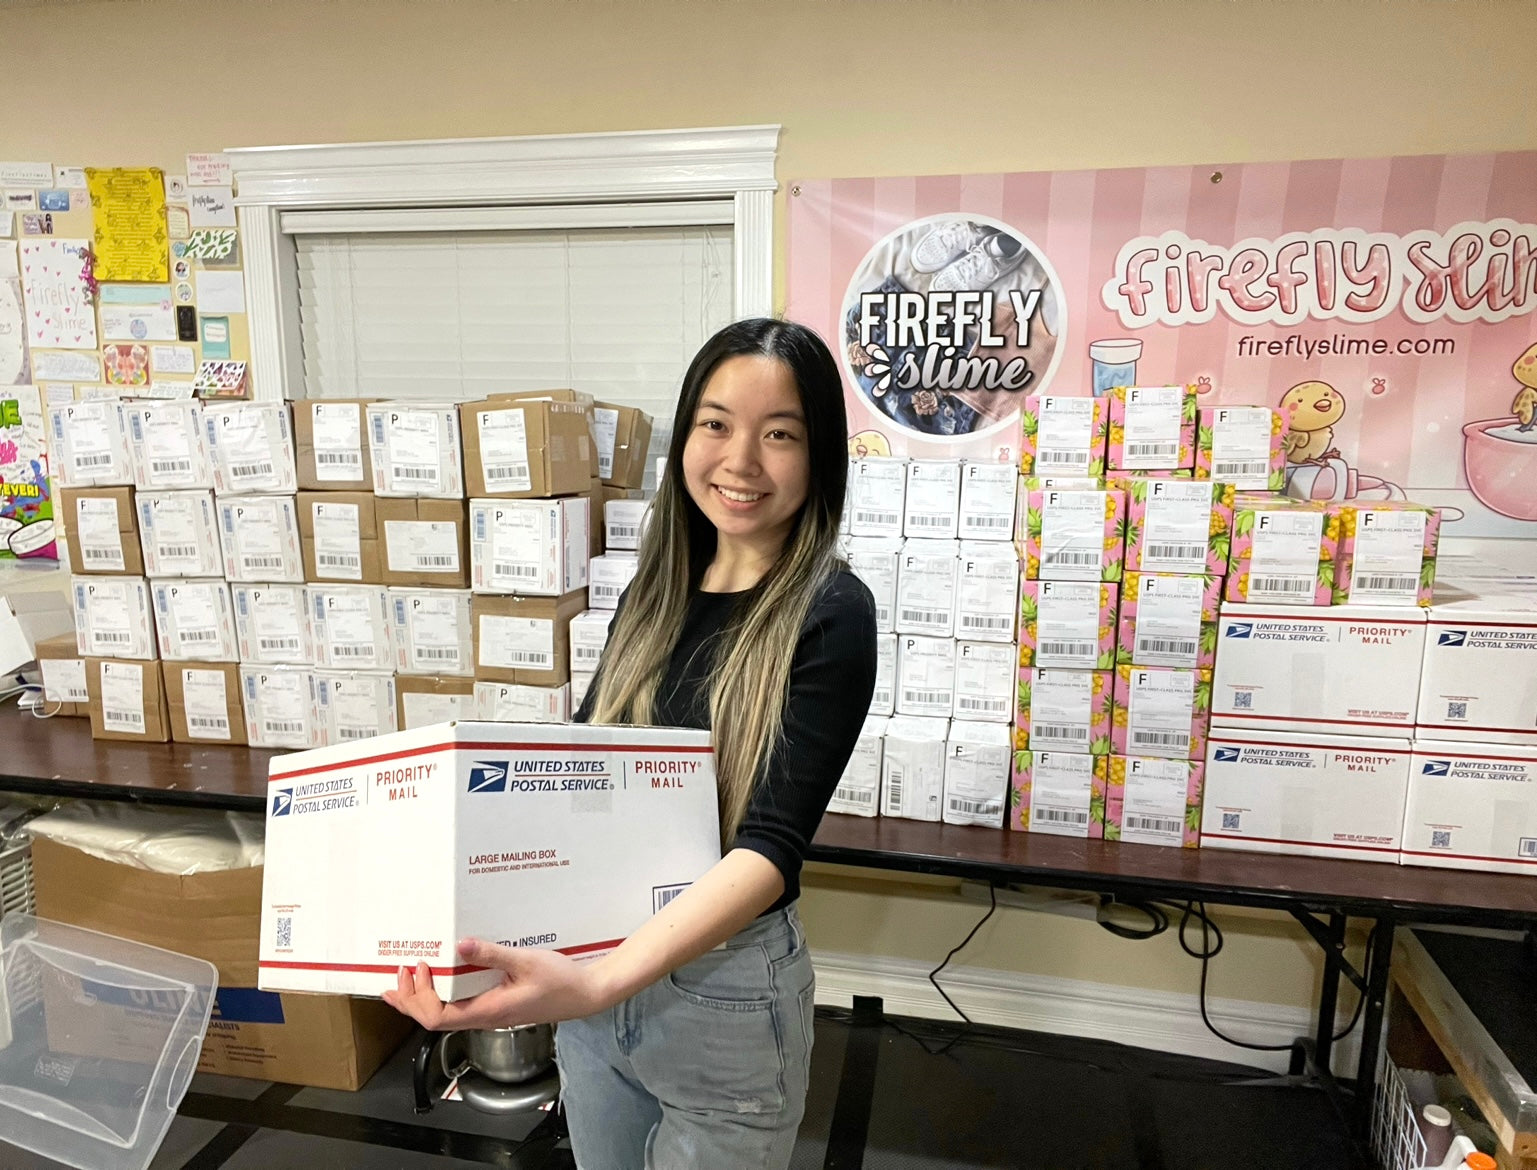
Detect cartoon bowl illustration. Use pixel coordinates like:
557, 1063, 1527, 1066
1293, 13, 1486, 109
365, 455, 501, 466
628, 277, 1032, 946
1463, 416, 1537, 521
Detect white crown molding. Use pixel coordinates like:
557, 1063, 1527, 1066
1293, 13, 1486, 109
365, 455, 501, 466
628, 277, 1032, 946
227, 125, 781, 208
228, 125, 779, 401
811, 950, 1362, 1076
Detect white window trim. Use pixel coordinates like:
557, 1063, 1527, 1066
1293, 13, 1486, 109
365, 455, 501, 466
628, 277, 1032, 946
227, 125, 779, 401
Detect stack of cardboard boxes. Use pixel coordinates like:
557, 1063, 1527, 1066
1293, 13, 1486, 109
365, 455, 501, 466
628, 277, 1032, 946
836, 457, 1018, 826
39, 393, 653, 747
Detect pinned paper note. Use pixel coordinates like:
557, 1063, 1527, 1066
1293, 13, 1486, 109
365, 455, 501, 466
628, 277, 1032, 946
195, 270, 245, 314
20, 214, 53, 237
98, 284, 176, 343
37, 191, 69, 213
200, 315, 230, 359
102, 342, 150, 387
19, 238, 97, 349
188, 188, 236, 229
85, 167, 170, 283
54, 167, 87, 190
0, 247, 28, 385
185, 154, 232, 187
0, 213, 11, 238
182, 229, 237, 261
3, 191, 37, 212
0, 163, 52, 188
0, 384, 55, 560
165, 174, 188, 201
150, 344, 195, 375
31, 350, 99, 382
167, 206, 191, 240
174, 282, 194, 304
193, 359, 247, 398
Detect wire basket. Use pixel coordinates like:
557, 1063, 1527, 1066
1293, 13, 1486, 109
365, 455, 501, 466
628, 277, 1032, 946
0, 838, 37, 924
1372, 1047, 1430, 1170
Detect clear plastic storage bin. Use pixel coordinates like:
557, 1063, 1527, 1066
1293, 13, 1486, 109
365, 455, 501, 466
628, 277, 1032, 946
0, 914, 217, 1170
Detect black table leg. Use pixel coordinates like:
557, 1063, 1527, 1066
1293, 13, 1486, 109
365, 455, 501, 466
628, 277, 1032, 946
1313, 912, 1348, 1077
1352, 918, 1396, 1138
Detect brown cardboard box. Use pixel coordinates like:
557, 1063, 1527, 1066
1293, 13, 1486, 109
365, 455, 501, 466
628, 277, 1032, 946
374, 497, 470, 588
395, 674, 476, 729
60, 485, 144, 575
489, 388, 594, 407
31, 838, 412, 1090
33, 633, 88, 716
472, 589, 586, 685
85, 657, 170, 742
578, 479, 605, 557
297, 490, 384, 584
460, 399, 595, 497
294, 399, 374, 491
164, 661, 248, 745
595, 401, 654, 489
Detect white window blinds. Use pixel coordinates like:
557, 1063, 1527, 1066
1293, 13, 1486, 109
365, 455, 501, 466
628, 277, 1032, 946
292, 220, 736, 479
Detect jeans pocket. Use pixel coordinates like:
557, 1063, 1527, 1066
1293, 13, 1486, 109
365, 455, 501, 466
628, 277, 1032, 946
667, 943, 774, 1011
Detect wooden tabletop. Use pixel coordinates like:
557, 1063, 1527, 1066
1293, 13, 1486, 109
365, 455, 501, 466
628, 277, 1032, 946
4, 708, 1535, 927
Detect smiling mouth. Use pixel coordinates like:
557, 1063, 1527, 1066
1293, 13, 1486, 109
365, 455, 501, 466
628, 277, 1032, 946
713, 485, 766, 503
1313, 399, 1334, 411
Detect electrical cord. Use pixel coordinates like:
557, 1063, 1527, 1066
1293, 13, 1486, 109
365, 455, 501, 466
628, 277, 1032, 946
882, 882, 998, 1057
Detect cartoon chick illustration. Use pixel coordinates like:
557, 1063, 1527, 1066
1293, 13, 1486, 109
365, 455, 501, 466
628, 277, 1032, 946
1279, 380, 1346, 464
1513, 342, 1537, 431
848, 430, 892, 458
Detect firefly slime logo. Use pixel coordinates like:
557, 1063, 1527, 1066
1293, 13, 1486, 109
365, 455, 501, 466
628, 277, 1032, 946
842, 214, 1066, 441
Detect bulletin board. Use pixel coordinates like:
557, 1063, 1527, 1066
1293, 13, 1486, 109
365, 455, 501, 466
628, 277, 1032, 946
0, 153, 255, 560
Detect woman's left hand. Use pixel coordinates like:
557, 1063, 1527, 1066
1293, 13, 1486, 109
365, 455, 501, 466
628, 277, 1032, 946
382, 939, 613, 1032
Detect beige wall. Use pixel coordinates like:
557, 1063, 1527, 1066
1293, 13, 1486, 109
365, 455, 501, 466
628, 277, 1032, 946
4, 0, 1533, 1023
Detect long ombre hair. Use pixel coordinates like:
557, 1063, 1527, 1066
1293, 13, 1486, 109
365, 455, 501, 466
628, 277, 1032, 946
588, 319, 849, 841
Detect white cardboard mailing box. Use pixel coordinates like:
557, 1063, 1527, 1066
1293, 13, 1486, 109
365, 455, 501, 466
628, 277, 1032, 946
844, 537, 900, 633
943, 720, 1012, 827
957, 461, 1017, 542
881, 715, 948, 822
1210, 602, 1426, 736
1401, 739, 1537, 874
1201, 729, 1411, 863
470, 498, 589, 596
1417, 581, 1537, 745
846, 458, 907, 539
829, 715, 885, 818
258, 721, 721, 998
903, 459, 961, 540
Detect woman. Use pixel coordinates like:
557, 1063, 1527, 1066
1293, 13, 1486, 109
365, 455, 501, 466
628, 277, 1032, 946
385, 318, 879, 1168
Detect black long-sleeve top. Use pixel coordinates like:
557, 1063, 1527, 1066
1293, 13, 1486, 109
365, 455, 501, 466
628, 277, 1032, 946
575, 569, 878, 911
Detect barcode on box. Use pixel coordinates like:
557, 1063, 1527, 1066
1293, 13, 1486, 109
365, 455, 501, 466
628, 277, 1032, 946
833, 786, 875, 809
574, 646, 602, 663
1431, 830, 1452, 849
963, 516, 1011, 531
1519, 838, 1537, 859
948, 797, 999, 817
885, 763, 905, 811
190, 716, 229, 731
1031, 724, 1088, 742
316, 452, 360, 467
500, 651, 553, 667
276, 916, 292, 949
652, 884, 690, 914
84, 548, 119, 561
855, 511, 899, 527
75, 454, 115, 469
1043, 550, 1101, 567
593, 584, 623, 602
1146, 544, 1206, 564
331, 644, 378, 660
1137, 637, 1198, 658
493, 563, 540, 580
1215, 460, 1268, 478
1447, 701, 1468, 721
902, 689, 950, 706
230, 461, 275, 480
900, 608, 950, 627
1131, 730, 1190, 749
961, 615, 1012, 632
1127, 443, 1178, 458
610, 525, 639, 540
178, 629, 220, 644
339, 727, 373, 741
104, 709, 143, 727
93, 631, 132, 645
160, 544, 200, 560
417, 646, 460, 661
259, 637, 300, 652
151, 459, 192, 474
956, 696, 1008, 714
413, 554, 457, 569
1222, 811, 1241, 831
318, 554, 360, 569
907, 514, 950, 529
1354, 575, 1418, 594
243, 556, 288, 571
1038, 449, 1089, 466
1040, 640, 1097, 661
485, 464, 530, 482
1233, 691, 1253, 710
393, 466, 439, 481
265, 719, 305, 734
1033, 807, 1089, 825
1250, 576, 1313, 594
1126, 814, 1182, 834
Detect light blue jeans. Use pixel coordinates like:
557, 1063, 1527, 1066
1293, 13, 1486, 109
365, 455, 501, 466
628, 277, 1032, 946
555, 904, 815, 1169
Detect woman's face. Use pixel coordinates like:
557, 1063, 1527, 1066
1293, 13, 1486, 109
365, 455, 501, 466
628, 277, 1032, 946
682, 354, 810, 555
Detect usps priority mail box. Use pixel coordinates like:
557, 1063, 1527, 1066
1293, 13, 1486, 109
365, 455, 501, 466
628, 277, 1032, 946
259, 720, 721, 999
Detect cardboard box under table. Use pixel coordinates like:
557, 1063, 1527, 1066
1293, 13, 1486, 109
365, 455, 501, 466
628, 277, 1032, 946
31, 837, 410, 1090
258, 721, 721, 999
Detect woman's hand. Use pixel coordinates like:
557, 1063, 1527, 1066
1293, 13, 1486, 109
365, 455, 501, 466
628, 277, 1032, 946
382, 939, 615, 1031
